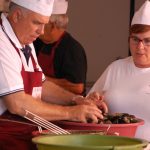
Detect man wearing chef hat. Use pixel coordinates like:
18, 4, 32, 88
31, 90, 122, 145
0, 0, 107, 149
34, 0, 87, 96
89, 0, 150, 147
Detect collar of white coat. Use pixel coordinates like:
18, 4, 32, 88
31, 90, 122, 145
1, 13, 24, 49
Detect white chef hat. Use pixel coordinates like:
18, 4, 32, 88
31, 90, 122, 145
11, 0, 54, 16
131, 0, 150, 25
52, 0, 68, 14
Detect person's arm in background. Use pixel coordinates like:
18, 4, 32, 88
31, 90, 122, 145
41, 79, 108, 114
46, 76, 84, 95
41, 79, 75, 105
54, 33, 87, 95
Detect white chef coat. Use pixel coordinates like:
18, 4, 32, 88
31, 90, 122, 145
0, 13, 45, 115
89, 56, 150, 141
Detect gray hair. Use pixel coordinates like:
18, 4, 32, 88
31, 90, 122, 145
9, 2, 30, 16
50, 14, 69, 29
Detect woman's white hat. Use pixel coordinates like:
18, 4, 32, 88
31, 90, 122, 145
52, 0, 68, 14
11, 0, 54, 16
131, 0, 150, 25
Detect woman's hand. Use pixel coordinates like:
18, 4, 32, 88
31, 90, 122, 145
72, 92, 108, 114
86, 92, 108, 113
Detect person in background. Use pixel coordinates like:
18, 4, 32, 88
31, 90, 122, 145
89, 0, 150, 143
34, 0, 87, 96
0, 0, 107, 149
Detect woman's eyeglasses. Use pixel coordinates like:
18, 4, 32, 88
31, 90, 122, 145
130, 36, 150, 46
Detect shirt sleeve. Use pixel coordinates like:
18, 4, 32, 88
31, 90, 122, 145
56, 41, 87, 84
0, 38, 24, 96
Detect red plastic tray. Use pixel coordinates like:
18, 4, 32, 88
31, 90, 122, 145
54, 119, 144, 138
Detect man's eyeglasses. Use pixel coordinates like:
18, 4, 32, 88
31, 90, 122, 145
130, 36, 150, 46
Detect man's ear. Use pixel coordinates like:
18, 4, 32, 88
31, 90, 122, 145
12, 9, 22, 23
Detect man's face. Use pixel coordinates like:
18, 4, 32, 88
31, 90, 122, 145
39, 21, 54, 43
13, 10, 50, 45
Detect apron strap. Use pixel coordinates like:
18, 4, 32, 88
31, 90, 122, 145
0, 20, 39, 72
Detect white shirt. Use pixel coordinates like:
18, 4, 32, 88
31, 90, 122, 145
0, 13, 45, 115
89, 56, 150, 141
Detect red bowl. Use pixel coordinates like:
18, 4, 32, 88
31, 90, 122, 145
53, 119, 144, 138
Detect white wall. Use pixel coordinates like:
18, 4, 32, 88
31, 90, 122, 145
67, 0, 130, 83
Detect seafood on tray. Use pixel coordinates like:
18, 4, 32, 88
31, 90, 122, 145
97, 113, 139, 124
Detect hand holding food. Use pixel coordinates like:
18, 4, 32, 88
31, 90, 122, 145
67, 104, 103, 123
85, 91, 108, 113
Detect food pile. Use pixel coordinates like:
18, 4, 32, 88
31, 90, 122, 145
98, 113, 139, 124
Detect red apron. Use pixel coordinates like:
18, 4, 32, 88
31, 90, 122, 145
38, 32, 65, 77
0, 20, 42, 150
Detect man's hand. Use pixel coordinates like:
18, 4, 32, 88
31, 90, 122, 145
66, 104, 103, 123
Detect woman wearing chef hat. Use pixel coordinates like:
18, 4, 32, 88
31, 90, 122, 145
89, 0, 150, 143
0, 0, 107, 149
34, 0, 87, 96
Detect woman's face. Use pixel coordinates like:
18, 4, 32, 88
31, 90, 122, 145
129, 30, 150, 68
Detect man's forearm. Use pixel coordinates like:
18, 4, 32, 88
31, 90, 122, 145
3, 91, 73, 121
41, 80, 76, 105
46, 76, 84, 94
